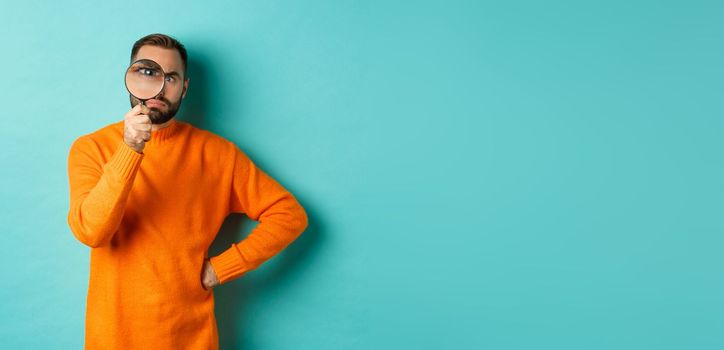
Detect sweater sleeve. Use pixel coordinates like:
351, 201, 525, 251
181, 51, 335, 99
67, 137, 144, 248
209, 145, 309, 284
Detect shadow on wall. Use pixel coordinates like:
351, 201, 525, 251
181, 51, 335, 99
178, 50, 325, 349
176, 53, 210, 128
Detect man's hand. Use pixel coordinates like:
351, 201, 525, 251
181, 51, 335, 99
124, 104, 152, 153
201, 258, 220, 290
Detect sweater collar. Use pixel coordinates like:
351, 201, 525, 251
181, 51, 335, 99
147, 118, 182, 146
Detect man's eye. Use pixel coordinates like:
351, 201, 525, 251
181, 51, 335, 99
165, 76, 175, 82
140, 68, 158, 76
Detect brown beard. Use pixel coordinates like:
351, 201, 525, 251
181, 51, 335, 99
129, 95, 183, 124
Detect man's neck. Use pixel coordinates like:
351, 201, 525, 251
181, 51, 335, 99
152, 118, 175, 132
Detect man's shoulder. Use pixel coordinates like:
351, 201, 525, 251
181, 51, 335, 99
69, 120, 123, 151
85, 119, 123, 137
184, 122, 238, 152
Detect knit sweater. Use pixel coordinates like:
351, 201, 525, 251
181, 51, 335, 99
66, 118, 308, 349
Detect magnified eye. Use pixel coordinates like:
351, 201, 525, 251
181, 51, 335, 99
137, 67, 161, 77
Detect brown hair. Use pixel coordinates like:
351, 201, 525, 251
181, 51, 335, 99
130, 33, 188, 78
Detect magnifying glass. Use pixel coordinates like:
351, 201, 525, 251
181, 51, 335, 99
124, 59, 165, 106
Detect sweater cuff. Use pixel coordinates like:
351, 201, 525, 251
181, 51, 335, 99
209, 244, 251, 284
106, 141, 144, 182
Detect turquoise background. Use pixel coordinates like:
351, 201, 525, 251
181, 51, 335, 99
1, 0, 723, 348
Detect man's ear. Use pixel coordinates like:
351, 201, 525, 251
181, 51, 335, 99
182, 78, 189, 99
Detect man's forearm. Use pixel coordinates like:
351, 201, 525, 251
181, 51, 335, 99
209, 193, 309, 284
67, 141, 144, 248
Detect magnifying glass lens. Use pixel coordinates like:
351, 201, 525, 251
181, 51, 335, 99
125, 59, 165, 101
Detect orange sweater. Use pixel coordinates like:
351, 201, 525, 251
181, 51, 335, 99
66, 118, 308, 349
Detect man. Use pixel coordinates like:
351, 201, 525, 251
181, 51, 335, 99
66, 33, 309, 349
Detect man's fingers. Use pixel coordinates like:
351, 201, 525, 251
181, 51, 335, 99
123, 105, 153, 153
124, 104, 152, 119
142, 132, 151, 142
138, 104, 151, 115
124, 104, 143, 118
129, 114, 152, 125
132, 119, 152, 132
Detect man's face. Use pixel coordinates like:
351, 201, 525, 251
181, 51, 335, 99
129, 45, 189, 124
